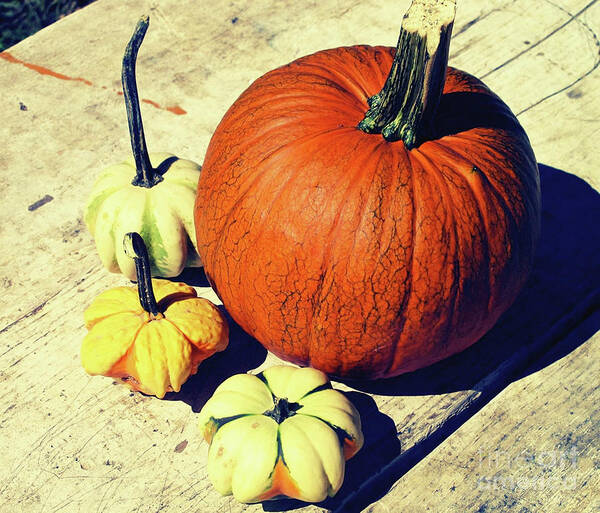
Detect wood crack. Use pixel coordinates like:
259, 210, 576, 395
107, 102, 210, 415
0, 291, 59, 338
481, 0, 599, 80
516, 0, 600, 115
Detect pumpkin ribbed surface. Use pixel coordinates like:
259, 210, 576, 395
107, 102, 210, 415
195, 45, 540, 379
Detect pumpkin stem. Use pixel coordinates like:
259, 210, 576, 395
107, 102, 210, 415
123, 232, 160, 317
358, 0, 456, 148
264, 397, 302, 424
122, 15, 162, 188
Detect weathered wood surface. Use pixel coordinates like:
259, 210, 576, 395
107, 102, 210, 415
0, 0, 598, 512
362, 331, 600, 513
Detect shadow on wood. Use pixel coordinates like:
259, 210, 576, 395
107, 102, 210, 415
170, 265, 211, 287
347, 163, 600, 397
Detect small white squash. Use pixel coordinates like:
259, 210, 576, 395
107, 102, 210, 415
198, 365, 364, 503
84, 152, 201, 280
84, 16, 202, 280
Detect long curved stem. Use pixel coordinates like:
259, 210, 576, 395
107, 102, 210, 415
358, 0, 456, 148
122, 16, 162, 187
123, 232, 160, 317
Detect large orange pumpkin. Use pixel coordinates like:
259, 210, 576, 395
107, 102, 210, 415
194, 0, 541, 379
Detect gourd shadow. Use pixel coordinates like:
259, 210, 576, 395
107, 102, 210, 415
171, 266, 211, 287
262, 392, 400, 513
163, 307, 268, 412
347, 163, 600, 397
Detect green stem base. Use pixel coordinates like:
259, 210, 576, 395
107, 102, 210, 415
358, 0, 456, 148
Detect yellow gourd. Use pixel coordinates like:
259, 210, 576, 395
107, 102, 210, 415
81, 232, 228, 398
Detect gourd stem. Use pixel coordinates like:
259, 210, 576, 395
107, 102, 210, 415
122, 15, 162, 188
264, 397, 302, 424
123, 232, 160, 317
357, 0, 456, 148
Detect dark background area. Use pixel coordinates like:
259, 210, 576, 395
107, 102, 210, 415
0, 0, 95, 51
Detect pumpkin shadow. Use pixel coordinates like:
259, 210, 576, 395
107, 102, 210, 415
346, 163, 600, 396
262, 392, 400, 513
155, 155, 180, 176
163, 307, 268, 412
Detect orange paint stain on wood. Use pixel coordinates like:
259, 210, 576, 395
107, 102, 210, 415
142, 98, 161, 109
0, 51, 186, 115
166, 105, 187, 115
0, 50, 93, 85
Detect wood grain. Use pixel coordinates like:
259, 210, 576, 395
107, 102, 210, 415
362, 331, 600, 513
0, 0, 598, 511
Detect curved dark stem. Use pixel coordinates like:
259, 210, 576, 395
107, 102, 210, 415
122, 15, 162, 188
123, 232, 160, 317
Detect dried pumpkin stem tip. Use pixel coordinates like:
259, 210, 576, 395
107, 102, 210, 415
122, 15, 162, 188
123, 232, 160, 317
358, 0, 457, 148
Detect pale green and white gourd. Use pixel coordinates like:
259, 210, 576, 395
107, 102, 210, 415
84, 16, 202, 280
198, 365, 364, 503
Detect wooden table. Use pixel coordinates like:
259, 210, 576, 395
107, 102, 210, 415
1, 0, 599, 511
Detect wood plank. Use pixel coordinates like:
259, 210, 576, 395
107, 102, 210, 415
357, 331, 600, 513
0, 0, 598, 511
